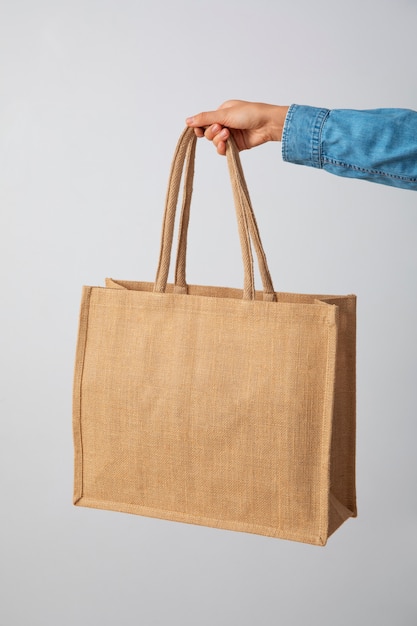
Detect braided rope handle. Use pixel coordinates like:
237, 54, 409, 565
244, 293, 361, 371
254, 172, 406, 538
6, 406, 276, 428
154, 127, 276, 301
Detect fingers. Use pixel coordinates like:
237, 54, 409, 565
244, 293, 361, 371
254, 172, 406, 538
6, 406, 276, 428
186, 110, 230, 143
186, 103, 230, 156
185, 113, 230, 154
215, 139, 227, 156
203, 124, 222, 140
212, 128, 229, 155
202, 125, 229, 155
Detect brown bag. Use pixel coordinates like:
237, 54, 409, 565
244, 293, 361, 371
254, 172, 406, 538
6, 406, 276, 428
73, 128, 357, 546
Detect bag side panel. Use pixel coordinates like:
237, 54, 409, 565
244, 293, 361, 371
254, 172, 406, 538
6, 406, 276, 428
72, 286, 93, 504
324, 296, 357, 517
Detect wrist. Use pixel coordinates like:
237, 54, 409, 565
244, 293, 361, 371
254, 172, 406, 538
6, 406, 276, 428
266, 105, 289, 142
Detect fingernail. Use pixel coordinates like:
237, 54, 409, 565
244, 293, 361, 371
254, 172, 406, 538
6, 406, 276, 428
186, 117, 194, 125
220, 129, 228, 139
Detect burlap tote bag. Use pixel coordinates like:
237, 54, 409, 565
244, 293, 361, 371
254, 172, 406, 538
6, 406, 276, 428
73, 128, 356, 546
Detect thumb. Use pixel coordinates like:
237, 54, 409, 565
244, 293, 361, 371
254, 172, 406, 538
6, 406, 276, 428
186, 109, 227, 129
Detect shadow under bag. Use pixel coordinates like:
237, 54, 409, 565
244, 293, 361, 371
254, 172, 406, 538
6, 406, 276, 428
73, 128, 357, 546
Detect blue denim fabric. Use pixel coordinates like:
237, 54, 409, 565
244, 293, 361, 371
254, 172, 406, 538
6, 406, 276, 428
282, 104, 417, 190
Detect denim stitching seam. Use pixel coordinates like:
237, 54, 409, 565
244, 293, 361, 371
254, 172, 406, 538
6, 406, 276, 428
322, 157, 417, 183
281, 104, 296, 162
311, 109, 330, 168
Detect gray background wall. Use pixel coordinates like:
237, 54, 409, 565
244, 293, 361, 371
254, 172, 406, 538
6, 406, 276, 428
1, 1, 416, 624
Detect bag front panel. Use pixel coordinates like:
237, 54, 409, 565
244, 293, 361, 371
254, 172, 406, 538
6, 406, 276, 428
74, 287, 338, 544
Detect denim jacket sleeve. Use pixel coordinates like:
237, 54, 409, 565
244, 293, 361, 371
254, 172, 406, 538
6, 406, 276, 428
282, 104, 417, 190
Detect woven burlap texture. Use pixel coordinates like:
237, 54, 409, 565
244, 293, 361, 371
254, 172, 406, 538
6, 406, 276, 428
73, 128, 356, 546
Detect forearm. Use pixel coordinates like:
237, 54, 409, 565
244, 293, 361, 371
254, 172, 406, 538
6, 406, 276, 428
282, 104, 417, 191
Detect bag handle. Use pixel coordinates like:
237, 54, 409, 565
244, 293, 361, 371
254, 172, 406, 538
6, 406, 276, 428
225, 134, 276, 301
154, 127, 256, 299
172, 132, 197, 294
154, 127, 276, 301
174, 131, 276, 301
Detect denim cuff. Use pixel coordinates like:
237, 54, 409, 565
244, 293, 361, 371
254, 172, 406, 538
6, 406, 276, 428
282, 104, 330, 169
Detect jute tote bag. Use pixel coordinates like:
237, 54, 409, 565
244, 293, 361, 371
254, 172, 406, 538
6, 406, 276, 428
73, 128, 357, 546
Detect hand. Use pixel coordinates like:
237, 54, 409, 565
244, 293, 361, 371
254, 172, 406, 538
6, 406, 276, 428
186, 100, 289, 155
